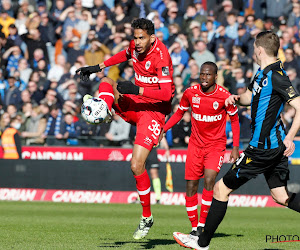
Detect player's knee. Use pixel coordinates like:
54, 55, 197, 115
204, 176, 216, 191
100, 77, 114, 86
131, 158, 144, 175
213, 179, 231, 201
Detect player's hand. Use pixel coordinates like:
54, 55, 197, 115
75, 65, 101, 82
229, 146, 240, 163
225, 95, 240, 107
117, 81, 139, 95
283, 138, 295, 157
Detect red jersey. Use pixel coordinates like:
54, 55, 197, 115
178, 84, 238, 147
126, 38, 175, 114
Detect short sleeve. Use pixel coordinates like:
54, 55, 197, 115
272, 71, 299, 102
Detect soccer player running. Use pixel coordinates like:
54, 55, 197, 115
159, 61, 240, 249
189, 31, 300, 250
75, 18, 174, 240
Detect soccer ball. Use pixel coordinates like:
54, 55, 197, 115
81, 97, 109, 124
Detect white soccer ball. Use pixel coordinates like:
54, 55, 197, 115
81, 97, 109, 124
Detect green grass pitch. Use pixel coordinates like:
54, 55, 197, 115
0, 201, 299, 250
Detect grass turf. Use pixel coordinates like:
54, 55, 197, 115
0, 201, 299, 249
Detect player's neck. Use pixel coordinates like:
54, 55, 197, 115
259, 56, 277, 70
201, 84, 216, 93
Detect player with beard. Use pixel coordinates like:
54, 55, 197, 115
159, 61, 240, 249
75, 18, 174, 240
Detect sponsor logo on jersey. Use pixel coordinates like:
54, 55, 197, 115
192, 96, 200, 104
213, 101, 219, 110
286, 86, 297, 98
192, 112, 222, 122
145, 61, 151, 70
144, 136, 152, 146
162, 66, 170, 76
253, 80, 262, 96
262, 78, 268, 87
135, 73, 158, 84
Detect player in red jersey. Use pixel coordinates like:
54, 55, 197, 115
75, 18, 174, 240
159, 62, 240, 249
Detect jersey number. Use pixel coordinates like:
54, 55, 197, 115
148, 120, 161, 137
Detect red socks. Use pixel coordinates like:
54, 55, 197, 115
134, 170, 151, 217
185, 194, 198, 229
199, 188, 213, 227
98, 81, 114, 110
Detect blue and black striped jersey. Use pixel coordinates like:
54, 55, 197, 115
248, 60, 299, 149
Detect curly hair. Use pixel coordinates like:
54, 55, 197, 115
131, 18, 154, 35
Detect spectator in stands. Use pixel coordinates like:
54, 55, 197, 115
208, 25, 233, 58
225, 12, 239, 40
128, 0, 149, 20
91, 13, 111, 44
183, 4, 206, 37
21, 29, 49, 67
43, 104, 64, 145
171, 110, 192, 147
214, 0, 239, 25
4, 76, 22, 109
169, 41, 189, 76
59, 112, 79, 145
105, 112, 131, 147
91, 0, 112, 20
84, 38, 110, 66
18, 58, 32, 84
0, 112, 10, 134
286, 67, 300, 94
112, 4, 131, 28
153, 15, 169, 42
192, 40, 216, 69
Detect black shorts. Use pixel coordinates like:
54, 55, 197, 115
146, 147, 159, 170
223, 144, 289, 190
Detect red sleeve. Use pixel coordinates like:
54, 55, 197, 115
229, 112, 240, 147
164, 109, 185, 132
142, 83, 172, 101
164, 90, 190, 131
103, 50, 130, 67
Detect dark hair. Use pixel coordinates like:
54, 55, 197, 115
255, 31, 279, 57
202, 61, 218, 74
131, 18, 154, 35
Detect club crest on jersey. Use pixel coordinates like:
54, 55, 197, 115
162, 66, 170, 76
192, 96, 200, 104
213, 101, 219, 110
145, 61, 151, 70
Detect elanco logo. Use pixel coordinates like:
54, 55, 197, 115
135, 73, 158, 84
192, 113, 222, 122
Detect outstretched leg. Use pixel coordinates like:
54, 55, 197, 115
131, 144, 154, 240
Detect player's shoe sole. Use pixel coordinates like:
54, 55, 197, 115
133, 215, 154, 240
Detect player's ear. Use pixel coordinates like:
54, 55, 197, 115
150, 34, 156, 43
215, 73, 218, 82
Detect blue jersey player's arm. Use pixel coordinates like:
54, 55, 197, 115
272, 71, 300, 156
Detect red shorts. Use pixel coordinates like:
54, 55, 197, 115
113, 94, 165, 151
185, 142, 225, 180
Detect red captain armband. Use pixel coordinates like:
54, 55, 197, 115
104, 50, 129, 67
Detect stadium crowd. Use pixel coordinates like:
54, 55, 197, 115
0, 0, 300, 149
